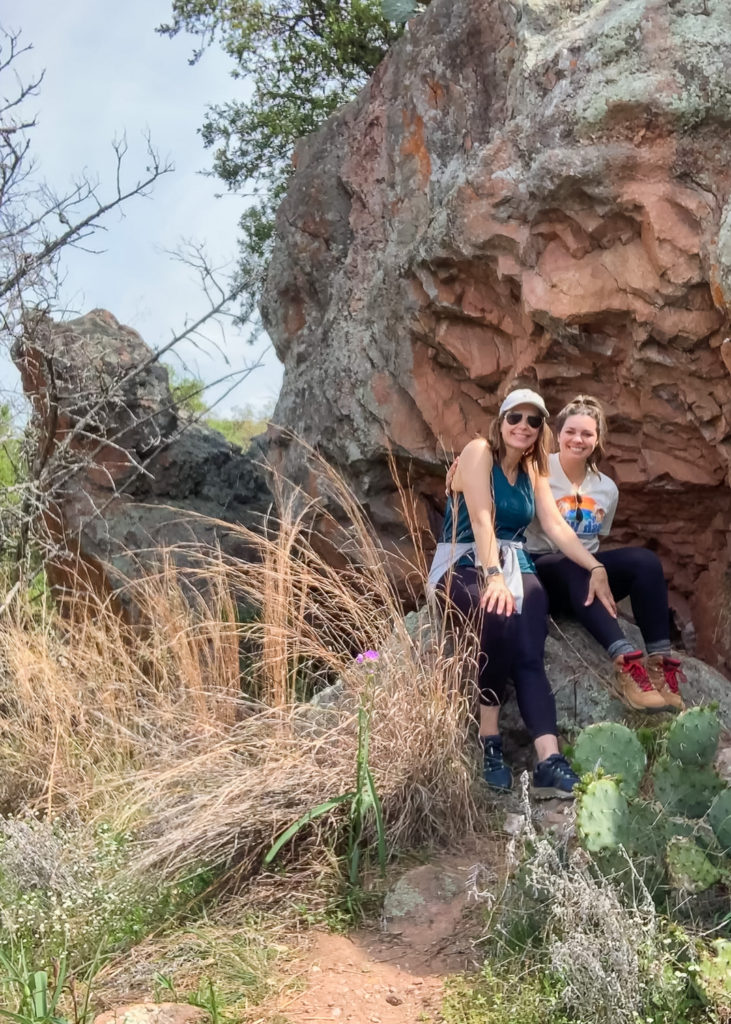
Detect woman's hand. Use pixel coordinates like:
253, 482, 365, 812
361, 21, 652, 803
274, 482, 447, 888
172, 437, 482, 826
481, 576, 515, 616
584, 566, 617, 617
445, 455, 459, 495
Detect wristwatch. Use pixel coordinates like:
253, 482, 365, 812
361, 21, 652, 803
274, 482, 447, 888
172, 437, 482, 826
484, 566, 503, 578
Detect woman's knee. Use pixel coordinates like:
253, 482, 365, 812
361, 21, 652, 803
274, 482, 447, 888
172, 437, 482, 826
627, 547, 663, 573
610, 547, 666, 583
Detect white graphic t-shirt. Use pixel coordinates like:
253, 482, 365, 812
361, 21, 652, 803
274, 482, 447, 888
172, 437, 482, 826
525, 452, 618, 555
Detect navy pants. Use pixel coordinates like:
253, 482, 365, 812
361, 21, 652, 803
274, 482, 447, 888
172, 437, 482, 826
438, 565, 558, 739
532, 547, 671, 654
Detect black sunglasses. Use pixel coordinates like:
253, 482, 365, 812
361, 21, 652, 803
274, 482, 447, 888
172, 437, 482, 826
505, 411, 544, 429
574, 493, 583, 525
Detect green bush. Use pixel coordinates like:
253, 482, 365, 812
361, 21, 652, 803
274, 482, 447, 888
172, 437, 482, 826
166, 368, 273, 450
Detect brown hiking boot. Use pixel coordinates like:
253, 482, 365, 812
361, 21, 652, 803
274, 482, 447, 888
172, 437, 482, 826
612, 651, 673, 711
646, 654, 686, 711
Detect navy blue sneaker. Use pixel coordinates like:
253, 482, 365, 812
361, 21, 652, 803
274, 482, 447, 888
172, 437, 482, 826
480, 735, 513, 792
532, 753, 579, 799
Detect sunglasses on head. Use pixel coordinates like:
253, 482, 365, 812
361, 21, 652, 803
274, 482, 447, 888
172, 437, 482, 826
504, 411, 544, 429
574, 493, 583, 525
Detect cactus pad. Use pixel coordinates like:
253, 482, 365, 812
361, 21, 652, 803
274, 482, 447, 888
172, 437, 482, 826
708, 788, 731, 854
665, 836, 721, 893
652, 758, 724, 818
666, 707, 720, 767
573, 722, 647, 797
577, 777, 630, 852
626, 800, 668, 859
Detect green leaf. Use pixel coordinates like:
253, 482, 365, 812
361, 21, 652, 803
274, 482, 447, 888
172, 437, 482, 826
263, 792, 353, 865
0, 1011, 32, 1024
30, 972, 49, 1019
348, 836, 362, 888
365, 766, 387, 875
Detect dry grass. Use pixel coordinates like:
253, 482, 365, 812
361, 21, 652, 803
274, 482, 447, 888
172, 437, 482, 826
92, 918, 298, 1013
0, 445, 480, 900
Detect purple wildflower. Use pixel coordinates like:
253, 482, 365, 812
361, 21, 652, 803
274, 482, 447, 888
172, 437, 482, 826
355, 650, 380, 664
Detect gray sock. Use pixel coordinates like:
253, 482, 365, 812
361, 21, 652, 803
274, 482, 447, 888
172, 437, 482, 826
608, 639, 638, 660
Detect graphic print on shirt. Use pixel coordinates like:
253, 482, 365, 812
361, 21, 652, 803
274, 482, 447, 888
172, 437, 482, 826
555, 493, 606, 537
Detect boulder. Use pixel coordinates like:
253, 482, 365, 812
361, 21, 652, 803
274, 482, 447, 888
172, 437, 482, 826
261, 0, 731, 675
312, 607, 731, 773
93, 1004, 207, 1024
13, 310, 271, 618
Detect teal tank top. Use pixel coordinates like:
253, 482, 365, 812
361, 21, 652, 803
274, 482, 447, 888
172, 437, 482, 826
440, 464, 536, 574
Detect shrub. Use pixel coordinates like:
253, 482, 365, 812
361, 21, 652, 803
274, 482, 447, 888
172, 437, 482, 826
0, 815, 194, 968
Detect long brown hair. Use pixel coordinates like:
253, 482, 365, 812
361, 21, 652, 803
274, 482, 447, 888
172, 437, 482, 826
488, 410, 553, 476
554, 394, 607, 472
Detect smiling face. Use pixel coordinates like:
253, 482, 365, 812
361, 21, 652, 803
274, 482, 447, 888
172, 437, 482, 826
500, 403, 544, 453
558, 413, 598, 462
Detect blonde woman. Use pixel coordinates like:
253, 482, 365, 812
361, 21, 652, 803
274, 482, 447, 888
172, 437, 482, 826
525, 395, 685, 712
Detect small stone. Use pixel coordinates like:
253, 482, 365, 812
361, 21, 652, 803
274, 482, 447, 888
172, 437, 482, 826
385, 996, 403, 1006
93, 1006, 206, 1024
503, 813, 526, 835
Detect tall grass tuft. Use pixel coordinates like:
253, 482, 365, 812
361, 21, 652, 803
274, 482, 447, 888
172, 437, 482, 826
0, 444, 479, 902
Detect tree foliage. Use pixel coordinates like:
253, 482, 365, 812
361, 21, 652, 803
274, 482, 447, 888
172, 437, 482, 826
159, 1, 422, 312
168, 368, 273, 449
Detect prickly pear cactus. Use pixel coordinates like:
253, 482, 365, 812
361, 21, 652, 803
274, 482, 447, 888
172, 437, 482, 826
665, 836, 721, 893
573, 722, 646, 797
573, 716, 730, 910
577, 777, 629, 852
626, 800, 670, 859
666, 707, 721, 767
708, 789, 731, 854
652, 758, 724, 819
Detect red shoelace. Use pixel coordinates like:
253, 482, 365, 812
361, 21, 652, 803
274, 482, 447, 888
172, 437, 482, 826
621, 652, 654, 692
661, 657, 686, 695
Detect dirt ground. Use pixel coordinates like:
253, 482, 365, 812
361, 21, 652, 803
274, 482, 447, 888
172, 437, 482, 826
260, 839, 517, 1024
94, 803, 576, 1024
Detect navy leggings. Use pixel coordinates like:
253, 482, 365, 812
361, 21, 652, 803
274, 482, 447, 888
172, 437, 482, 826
438, 565, 558, 739
532, 547, 671, 655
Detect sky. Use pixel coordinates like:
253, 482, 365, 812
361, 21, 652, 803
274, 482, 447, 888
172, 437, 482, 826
2, 0, 284, 417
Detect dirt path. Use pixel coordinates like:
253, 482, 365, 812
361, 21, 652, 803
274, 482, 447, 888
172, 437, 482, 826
266, 842, 510, 1024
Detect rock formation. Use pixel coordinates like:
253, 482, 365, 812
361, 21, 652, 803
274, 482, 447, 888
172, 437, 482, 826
13, 310, 271, 618
261, 0, 731, 674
